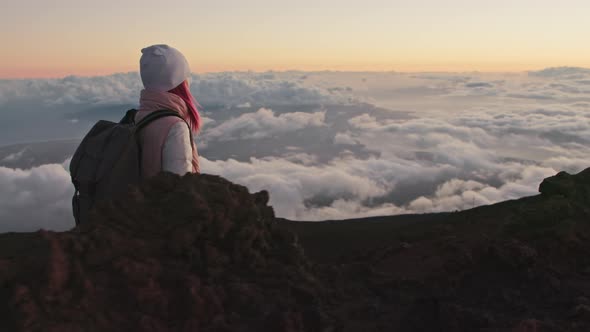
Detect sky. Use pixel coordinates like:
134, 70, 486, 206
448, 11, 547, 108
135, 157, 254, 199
2, 0, 590, 78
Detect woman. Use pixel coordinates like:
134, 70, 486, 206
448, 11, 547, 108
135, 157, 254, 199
135, 44, 202, 177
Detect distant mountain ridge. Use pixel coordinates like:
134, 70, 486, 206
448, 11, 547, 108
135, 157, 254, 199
528, 66, 590, 78
0, 139, 79, 169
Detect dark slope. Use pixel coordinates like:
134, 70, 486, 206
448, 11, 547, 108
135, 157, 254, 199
279, 168, 590, 331
0, 168, 589, 331
277, 213, 452, 263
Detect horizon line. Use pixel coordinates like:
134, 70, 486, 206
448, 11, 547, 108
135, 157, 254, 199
2, 65, 589, 80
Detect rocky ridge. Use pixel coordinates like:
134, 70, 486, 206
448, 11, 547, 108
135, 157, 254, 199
0, 168, 589, 331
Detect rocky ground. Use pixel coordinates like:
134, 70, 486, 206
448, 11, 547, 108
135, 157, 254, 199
1, 168, 589, 331
283, 167, 590, 331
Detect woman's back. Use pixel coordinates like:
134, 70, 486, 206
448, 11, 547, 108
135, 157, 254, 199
137, 45, 202, 177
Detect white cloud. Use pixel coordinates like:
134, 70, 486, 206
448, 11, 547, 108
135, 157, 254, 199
434, 179, 486, 198
199, 154, 561, 221
202, 108, 326, 142
0, 73, 143, 106
528, 67, 590, 79
0, 71, 352, 109
0, 159, 75, 232
1, 148, 28, 162
408, 164, 557, 213
541, 156, 590, 173
200, 156, 391, 220
300, 199, 407, 221
190, 72, 351, 107
333, 132, 358, 145
195, 74, 590, 221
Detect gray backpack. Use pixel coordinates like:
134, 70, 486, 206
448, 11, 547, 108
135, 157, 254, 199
69, 109, 188, 225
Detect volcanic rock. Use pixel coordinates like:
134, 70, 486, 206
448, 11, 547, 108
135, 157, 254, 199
2, 167, 590, 331
0, 173, 330, 332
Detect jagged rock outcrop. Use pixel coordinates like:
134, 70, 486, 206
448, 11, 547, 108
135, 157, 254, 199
0, 173, 330, 332
540, 167, 590, 201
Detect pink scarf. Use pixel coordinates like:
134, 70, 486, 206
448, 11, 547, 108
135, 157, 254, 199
135, 89, 200, 177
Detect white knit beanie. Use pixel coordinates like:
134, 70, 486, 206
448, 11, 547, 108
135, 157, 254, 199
140, 44, 191, 91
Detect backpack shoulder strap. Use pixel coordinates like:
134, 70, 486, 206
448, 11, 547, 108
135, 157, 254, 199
135, 109, 184, 133
134, 109, 195, 148
120, 109, 139, 124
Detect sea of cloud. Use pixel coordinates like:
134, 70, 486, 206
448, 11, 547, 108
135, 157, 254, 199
0, 71, 348, 109
0, 68, 589, 232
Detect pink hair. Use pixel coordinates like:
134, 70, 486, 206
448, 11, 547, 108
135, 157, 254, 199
167, 80, 202, 133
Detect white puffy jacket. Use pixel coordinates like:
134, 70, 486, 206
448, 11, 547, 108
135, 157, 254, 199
161, 122, 193, 175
